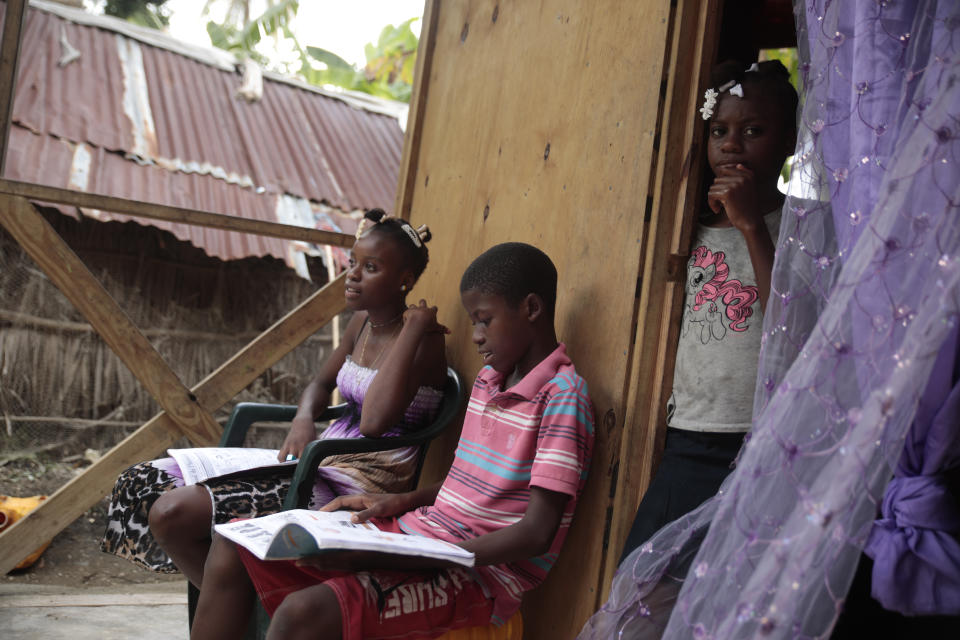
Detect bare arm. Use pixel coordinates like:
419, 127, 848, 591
457, 487, 568, 566
277, 313, 366, 461
318, 486, 568, 569
739, 224, 775, 313
358, 301, 448, 437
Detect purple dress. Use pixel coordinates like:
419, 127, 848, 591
100, 357, 443, 573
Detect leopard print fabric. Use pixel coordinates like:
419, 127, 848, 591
99, 462, 181, 573
100, 461, 330, 573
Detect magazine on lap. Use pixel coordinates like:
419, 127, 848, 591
167, 447, 298, 485
215, 509, 475, 570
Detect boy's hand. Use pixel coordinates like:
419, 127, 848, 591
277, 417, 316, 462
321, 492, 413, 523
707, 164, 764, 232
403, 300, 450, 335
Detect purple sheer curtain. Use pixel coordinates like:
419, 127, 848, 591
579, 1, 960, 637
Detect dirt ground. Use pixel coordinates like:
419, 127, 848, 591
0, 457, 182, 589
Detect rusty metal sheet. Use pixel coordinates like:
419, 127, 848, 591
6, 125, 359, 272
3, 1, 402, 271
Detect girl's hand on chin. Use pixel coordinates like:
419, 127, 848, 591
707, 164, 764, 232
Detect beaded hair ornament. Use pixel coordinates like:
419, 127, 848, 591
354, 208, 430, 247
700, 62, 759, 120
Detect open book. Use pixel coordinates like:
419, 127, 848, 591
168, 447, 297, 485
215, 509, 475, 568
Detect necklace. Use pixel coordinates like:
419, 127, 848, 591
358, 320, 401, 368
369, 310, 404, 329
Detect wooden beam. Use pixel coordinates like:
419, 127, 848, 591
0, 0, 26, 175
0, 272, 347, 574
0, 178, 355, 247
189, 274, 346, 410
0, 417, 181, 576
601, 0, 723, 589
0, 195, 222, 444
2, 415, 184, 428
0, 592, 188, 608
393, 0, 439, 220
0, 308, 332, 344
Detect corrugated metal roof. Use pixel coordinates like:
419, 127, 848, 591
5, 1, 404, 274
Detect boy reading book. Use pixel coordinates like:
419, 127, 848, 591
192, 242, 595, 640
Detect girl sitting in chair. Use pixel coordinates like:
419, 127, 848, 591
100, 209, 448, 588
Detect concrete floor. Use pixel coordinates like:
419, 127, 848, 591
0, 581, 189, 639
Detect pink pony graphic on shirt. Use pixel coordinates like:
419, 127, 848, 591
683, 245, 759, 344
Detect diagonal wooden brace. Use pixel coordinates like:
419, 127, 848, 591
0, 195, 221, 444
0, 194, 347, 573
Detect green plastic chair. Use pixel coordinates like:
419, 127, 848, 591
186, 366, 465, 637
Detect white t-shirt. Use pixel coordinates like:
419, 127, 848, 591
667, 210, 781, 432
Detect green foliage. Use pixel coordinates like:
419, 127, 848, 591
362, 18, 418, 100
104, 0, 171, 29
205, 0, 299, 68
760, 47, 801, 98
300, 18, 419, 102
299, 47, 365, 91
202, 2, 419, 103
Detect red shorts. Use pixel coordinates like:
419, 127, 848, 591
237, 520, 494, 640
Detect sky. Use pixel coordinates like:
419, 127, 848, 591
163, 0, 424, 67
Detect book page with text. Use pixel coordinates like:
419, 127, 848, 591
168, 447, 296, 484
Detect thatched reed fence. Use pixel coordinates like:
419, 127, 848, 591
0, 207, 337, 457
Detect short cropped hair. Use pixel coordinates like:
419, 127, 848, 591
460, 242, 558, 315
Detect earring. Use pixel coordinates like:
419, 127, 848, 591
401, 284, 407, 292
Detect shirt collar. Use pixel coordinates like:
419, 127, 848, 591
476, 343, 570, 400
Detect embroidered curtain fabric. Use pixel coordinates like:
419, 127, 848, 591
580, 1, 960, 637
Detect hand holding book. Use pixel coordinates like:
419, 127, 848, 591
321, 492, 422, 524
322, 482, 443, 523
278, 416, 318, 461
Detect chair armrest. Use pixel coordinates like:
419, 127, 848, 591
219, 402, 349, 447
282, 367, 465, 510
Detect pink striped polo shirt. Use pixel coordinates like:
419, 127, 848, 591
394, 343, 594, 625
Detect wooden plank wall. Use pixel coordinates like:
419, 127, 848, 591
394, 0, 718, 634
604, 0, 724, 585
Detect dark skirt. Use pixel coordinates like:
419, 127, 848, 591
619, 427, 745, 562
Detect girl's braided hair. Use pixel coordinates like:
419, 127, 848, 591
359, 208, 432, 280
711, 59, 799, 133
